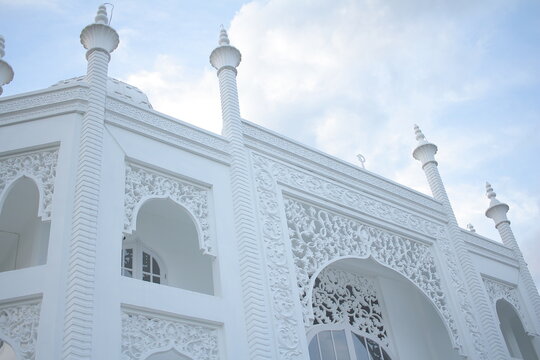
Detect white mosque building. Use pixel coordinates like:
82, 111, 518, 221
0, 5, 539, 360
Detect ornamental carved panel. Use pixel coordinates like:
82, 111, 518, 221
312, 267, 389, 348
283, 197, 460, 347
121, 310, 219, 360
483, 277, 534, 335
0, 148, 58, 220
124, 162, 215, 255
0, 300, 41, 360
252, 152, 467, 358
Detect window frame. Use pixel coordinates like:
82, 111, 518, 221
307, 323, 397, 360
122, 236, 167, 285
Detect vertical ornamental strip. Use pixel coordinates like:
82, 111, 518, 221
412, 125, 508, 360
485, 183, 540, 330
62, 5, 118, 359
0, 35, 14, 96
210, 29, 274, 359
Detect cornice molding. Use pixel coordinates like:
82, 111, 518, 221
106, 98, 229, 153
242, 120, 444, 213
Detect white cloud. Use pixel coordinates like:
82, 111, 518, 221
123, 55, 222, 134
118, 0, 540, 287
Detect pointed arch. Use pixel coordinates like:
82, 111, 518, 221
124, 162, 215, 256
496, 299, 539, 360
122, 197, 214, 295
0, 148, 58, 221
0, 336, 21, 360
0, 176, 50, 271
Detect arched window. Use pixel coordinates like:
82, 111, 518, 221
122, 236, 166, 284
0, 177, 50, 272
0, 339, 17, 360
497, 299, 539, 360
308, 327, 392, 360
121, 198, 214, 295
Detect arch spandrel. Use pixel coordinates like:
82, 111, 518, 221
0, 148, 58, 221
483, 277, 538, 337
124, 162, 215, 256
283, 196, 462, 352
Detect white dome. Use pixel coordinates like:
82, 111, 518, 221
51, 76, 152, 109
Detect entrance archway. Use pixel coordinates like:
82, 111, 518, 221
307, 258, 460, 360
497, 299, 539, 360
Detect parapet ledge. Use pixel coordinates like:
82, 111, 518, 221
461, 228, 516, 261
241, 119, 445, 216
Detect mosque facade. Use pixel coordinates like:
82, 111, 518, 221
0, 5, 539, 360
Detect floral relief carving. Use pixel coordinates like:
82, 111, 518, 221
252, 153, 466, 358
312, 267, 389, 348
439, 233, 485, 357
256, 153, 446, 239
252, 154, 303, 359
121, 310, 219, 360
124, 162, 215, 255
0, 148, 58, 220
283, 197, 461, 350
243, 122, 441, 209
483, 278, 533, 335
0, 301, 41, 360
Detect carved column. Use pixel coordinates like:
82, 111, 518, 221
210, 29, 274, 359
413, 125, 508, 360
485, 183, 540, 333
62, 5, 118, 359
0, 35, 14, 96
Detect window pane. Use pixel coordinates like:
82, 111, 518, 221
352, 334, 370, 360
152, 257, 160, 275
123, 248, 133, 269
318, 331, 337, 360
122, 269, 133, 277
152, 276, 160, 284
308, 336, 322, 360
332, 330, 350, 360
142, 252, 151, 273
366, 338, 382, 360
142, 273, 151, 282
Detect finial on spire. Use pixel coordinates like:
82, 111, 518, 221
80, 4, 119, 55
95, 4, 108, 25
219, 26, 230, 46
414, 124, 428, 144
210, 26, 241, 71
485, 181, 510, 226
486, 182, 496, 200
0, 35, 14, 96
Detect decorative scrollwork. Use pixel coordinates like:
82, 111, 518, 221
124, 162, 215, 255
0, 148, 58, 220
483, 277, 534, 335
312, 267, 389, 348
283, 197, 460, 349
0, 300, 41, 360
121, 309, 219, 360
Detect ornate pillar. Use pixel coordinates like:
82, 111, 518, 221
412, 125, 508, 360
210, 29, 275, 359
0, 35, 14, 96
485, 183, 540, 332
62, 5, 118, 359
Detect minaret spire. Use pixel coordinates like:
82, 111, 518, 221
210, 28, 275, 359
62, 4, 119, 359
0, 35, 14, 96
412, 125, 509, 359
485, 182, 540, 329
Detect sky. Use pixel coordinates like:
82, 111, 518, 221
1, 1, 539, 288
